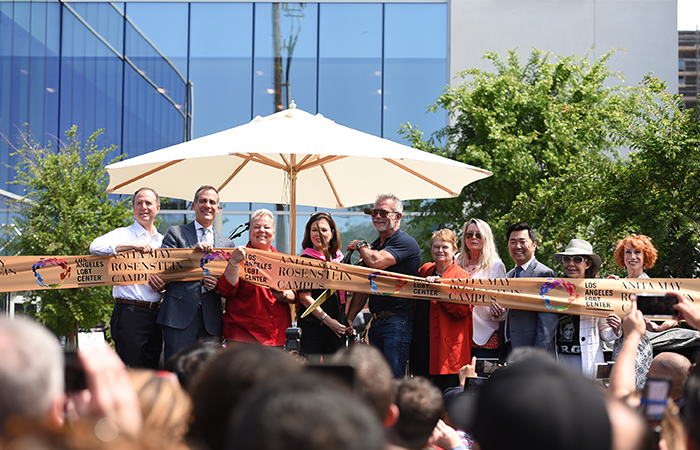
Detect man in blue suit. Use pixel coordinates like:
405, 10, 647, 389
154, 185, 233, 361
496, 222, 558, 357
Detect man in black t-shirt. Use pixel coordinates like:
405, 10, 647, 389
347, 193, 421, 377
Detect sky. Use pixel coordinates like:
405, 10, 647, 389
678, 0, 700, 30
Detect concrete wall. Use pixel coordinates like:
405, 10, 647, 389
449, 0, 678, 93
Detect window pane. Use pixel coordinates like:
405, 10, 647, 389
190, 2, 253, 137
383, 3, 447, 142
252, 2, 318, 117
124, 3, 188, 76
318, 3, 382, 135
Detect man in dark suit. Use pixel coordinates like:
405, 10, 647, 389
154, 185, 233, 361
495, 222, 557, 357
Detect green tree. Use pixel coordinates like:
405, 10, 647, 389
507, 76, 700, 277
4, 126, 132, 341
401, 48, 641, 256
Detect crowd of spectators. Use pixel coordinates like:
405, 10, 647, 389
3, 188, 700, 450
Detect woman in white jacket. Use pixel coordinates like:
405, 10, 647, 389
455, 218, 507, 358
554, 239, 621, 379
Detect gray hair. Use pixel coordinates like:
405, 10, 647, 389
0, 316, 64, 432
250, 209, 275, 232
375, 193, 403, 214
193, 185, 220, 204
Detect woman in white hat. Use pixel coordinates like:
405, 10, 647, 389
554, 239, 621, 379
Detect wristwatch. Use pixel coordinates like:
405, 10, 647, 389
356, 240, 369, 251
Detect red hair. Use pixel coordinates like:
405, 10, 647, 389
613, 234, 658, 270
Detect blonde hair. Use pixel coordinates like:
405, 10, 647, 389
128, 369, 192, 441
458, 218, 501, 275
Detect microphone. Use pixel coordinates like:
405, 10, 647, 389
663, 265, 673, 278
229, 221, 250, 240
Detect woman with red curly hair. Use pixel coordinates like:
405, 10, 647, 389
613, 234, 658, 279
609, 234, 676, 390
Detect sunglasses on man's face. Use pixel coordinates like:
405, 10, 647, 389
562, 256, 588, 264
363, 207, 396, 219
465, 232, 483, 240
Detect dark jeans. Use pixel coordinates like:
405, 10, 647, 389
110, 303, 162, 369
368, 314, 412, 378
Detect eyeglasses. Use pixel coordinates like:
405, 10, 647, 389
562, 256, 588, 264
465, 232, 483, 240
364, 207, 397, 218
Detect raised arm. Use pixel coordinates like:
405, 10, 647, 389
608, 298, 646, 400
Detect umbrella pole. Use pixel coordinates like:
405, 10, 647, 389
289, 165, 298, 325
290, 175, 296, 256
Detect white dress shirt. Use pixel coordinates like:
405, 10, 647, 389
90, 221, 164, 302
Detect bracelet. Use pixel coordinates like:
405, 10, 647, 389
320, 313, 329, 324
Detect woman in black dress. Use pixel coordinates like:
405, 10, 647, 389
297, 212, 349, 360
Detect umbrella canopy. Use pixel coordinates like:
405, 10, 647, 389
106, 103, 492, 253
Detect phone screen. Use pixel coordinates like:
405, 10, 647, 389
64, 350, 87, 392
640, 377, 671, 420
594, 362, 614, 379
474, 358, 499, 374
635, 294, 679, 318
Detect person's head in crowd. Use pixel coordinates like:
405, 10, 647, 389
227, 372, 384, 450
131, 187, 161, 230
387, 377, 444, 450
341, 344, 396, 425
554, 239, 602, 279
164, 340, 223, 390
3, 421, 193, 450
618, 390, 686, 450
505, 222, 538, 267
127, 369, 192, 442
191, 185, 221, 228
458, 218, 500, 271
465, 353, 611, 450
648, 352, 691, 402
506, 346, 556, 365
659, 398, 686, 450
429, 228, 458, 270
369, 192, 404, 235
186, 343, 302, 450
249, 208, 276, 251
0, 316, 65, 436
302, 211, 342, 255
441, 386, 465, 430
683, 364, 700, 449
613, 234, 657, 278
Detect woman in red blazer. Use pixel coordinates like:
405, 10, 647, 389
415, 228, 473, 392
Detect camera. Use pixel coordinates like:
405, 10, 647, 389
285, 326, 302, 351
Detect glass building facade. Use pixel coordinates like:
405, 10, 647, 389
1, 1, 448, 253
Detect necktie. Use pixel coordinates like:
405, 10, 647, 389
505, 265, 523, 343
201, 227, 213, 245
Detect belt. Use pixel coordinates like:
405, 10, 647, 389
372, 310, 398, 320
115, 298, 161, 310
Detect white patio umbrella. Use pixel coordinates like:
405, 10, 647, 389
105, 102, 492, 254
